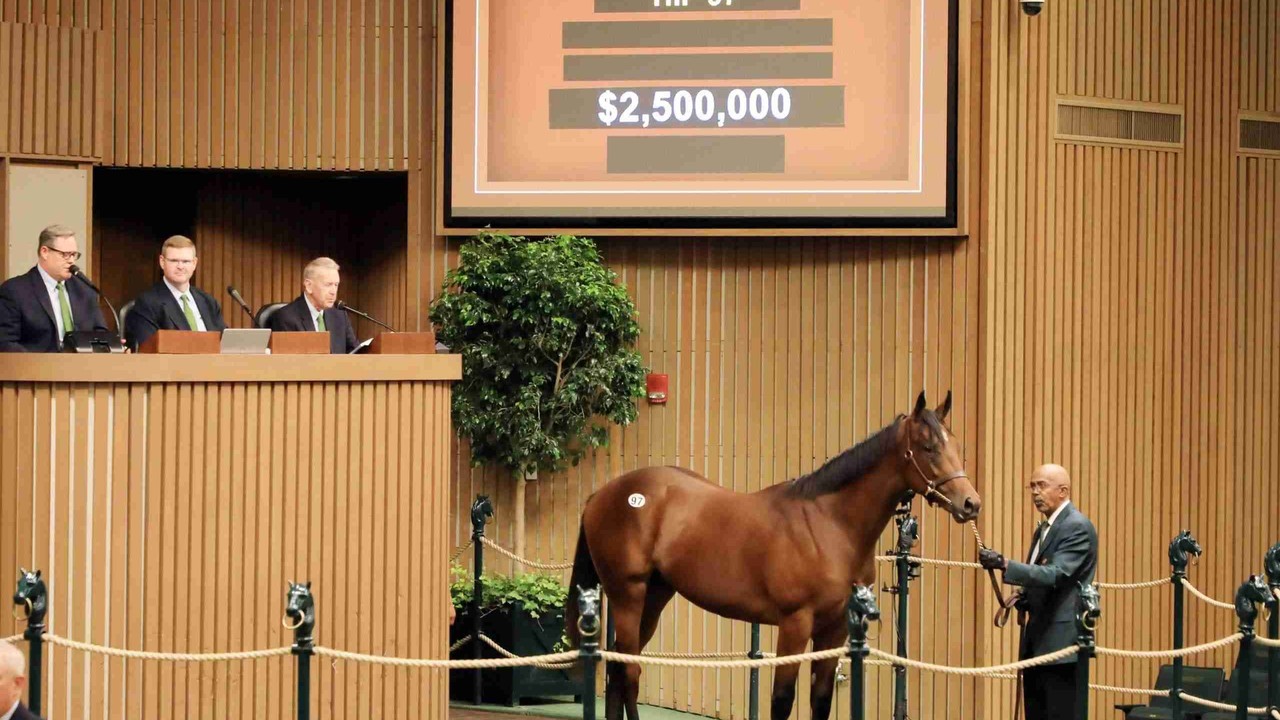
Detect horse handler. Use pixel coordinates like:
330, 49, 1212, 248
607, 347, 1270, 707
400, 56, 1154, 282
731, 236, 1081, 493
978, 464, 1099, 720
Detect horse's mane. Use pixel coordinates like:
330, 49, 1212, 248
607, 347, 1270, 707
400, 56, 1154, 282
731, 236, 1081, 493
785, 414, 915, 498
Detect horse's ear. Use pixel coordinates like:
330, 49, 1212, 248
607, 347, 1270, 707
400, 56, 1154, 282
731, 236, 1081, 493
913, 391, 927, 417
306, 581, 312, 589
34, 569, 41, 578
935, 390, 953, 423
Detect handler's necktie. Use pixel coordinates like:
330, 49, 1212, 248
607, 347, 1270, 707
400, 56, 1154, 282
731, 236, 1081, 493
1029, 520, 1050, 564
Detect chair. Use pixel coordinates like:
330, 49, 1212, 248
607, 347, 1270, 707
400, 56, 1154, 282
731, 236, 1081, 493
253, 302, 287, 329
1120, 665, 1225, 719
1197, 669, 1271, 720
117, 299, 136, 349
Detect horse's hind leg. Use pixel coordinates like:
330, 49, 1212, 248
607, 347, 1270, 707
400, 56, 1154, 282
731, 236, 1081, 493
605, 581, 647, 720
620, 577, 676, 720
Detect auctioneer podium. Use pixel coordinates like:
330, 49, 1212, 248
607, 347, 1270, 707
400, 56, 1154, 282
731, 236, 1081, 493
0, 350, 460, 720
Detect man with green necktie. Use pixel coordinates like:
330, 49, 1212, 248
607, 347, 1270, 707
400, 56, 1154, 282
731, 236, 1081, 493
125, 235, 227, 350
268, 257, 359, 354
0, 224, 110, 352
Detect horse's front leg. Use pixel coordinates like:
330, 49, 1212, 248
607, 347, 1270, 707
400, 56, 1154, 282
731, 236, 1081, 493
770, 613, 815, 720
808, 618, 847, 720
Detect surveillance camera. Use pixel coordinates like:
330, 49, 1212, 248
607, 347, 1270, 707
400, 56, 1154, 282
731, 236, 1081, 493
1021, 0, 1044, 15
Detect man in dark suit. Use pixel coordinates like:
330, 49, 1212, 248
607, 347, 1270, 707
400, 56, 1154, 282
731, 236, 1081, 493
0, 225, 110, 352
979, 464, 1098, 720
125, 235, 227, 350
268, 256, 359, 354
0, 639, 44, 720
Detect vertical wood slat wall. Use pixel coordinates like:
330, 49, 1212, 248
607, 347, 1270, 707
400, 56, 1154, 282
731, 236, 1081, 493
0, 20, 104, 159
0, 379, 452, 720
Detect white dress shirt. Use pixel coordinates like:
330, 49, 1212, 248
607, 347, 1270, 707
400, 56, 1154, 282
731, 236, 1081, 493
164, 278, 207, 331
1, 698, 20, 720
1029, 499, 1071, 565
303, 295, 324, 331
36, 264, 69, 338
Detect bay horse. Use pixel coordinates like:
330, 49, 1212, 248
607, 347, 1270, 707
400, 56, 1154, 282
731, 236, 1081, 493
566, 391, 980, 720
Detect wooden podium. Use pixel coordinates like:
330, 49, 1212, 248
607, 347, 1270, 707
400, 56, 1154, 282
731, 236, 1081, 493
269, 331, 330, 354
137, 330, 221, 354
367, 331, 436, 354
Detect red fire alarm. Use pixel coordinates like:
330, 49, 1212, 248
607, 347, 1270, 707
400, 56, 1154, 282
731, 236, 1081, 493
646, 373, 668, 404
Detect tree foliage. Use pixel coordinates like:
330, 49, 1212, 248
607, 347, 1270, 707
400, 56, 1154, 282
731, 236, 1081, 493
430, 233, 646, 476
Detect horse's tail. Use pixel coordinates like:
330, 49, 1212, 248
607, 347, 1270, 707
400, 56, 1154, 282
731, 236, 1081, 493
564, 517, 600, 652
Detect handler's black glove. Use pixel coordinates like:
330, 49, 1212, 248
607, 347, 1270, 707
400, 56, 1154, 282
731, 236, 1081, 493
979, 548, 1007, 571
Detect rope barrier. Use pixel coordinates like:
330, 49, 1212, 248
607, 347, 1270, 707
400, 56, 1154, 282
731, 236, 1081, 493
1181, 578, 1236, 610
478, 634, 575, 670
1254, 635, 1280, 648
42, 633, 292, 662
1089, 684, 1172, 696
1180, 692, 1272, 715
866, 646, 1078, 676
1097, 577, 1171, 590
449, 539, 474, 564
1095, 633, 1243, 659
600, 646, 848, 669
479, 538, 573, 570
2, 634, 21, 644
874, 554, 983, 570
314, 645, 580, 669
449, 635, 472, 653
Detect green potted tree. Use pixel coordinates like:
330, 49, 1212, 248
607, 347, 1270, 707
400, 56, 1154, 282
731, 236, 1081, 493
448, 564, 577, 705
431, 232, 645, 704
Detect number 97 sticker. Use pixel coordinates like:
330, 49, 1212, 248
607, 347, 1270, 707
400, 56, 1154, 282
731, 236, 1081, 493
628, 493, 646, 508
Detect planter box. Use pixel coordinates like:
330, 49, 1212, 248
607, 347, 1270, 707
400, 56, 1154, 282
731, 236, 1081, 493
449, 604, 580, 706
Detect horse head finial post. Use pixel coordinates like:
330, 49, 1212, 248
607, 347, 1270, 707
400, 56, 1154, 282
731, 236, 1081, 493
12, 568, 48, 717
1168, 531, 1202, 576
895, 514, 919, 555
1233, 575, 1270, 720
1264, 544, 1280, 720
577, 585, 602, 720
891, 515, 919, 720
284, 581, 316, 720
469, 494, 495, 705
1264, 542, 1280, 590
470, 495, 494, 538
1073, 583, 1101, 720
845, 585, 879, 720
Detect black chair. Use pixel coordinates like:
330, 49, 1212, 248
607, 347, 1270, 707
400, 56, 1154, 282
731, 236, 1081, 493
1197, 669, 1271, 720
117, 299, 136, 348
253, 302, 287, 329
1120, 665, 1225, 719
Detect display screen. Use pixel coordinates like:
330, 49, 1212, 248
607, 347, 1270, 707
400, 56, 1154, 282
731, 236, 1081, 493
443, 0, 958, 230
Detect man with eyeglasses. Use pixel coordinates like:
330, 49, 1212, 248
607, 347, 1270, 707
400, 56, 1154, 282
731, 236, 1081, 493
0, 224, 110, 352
124, 235, 227, 350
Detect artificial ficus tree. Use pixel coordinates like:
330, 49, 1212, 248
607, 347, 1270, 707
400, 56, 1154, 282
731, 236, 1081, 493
430, 232, 646, 558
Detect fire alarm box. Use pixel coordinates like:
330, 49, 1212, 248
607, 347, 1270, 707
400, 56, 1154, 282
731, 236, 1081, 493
646, 373, 668, 404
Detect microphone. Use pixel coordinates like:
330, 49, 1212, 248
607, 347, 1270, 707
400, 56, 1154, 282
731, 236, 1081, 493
335, 300, 396, 332
227, 285, 256, 322
69, 264, 121, 333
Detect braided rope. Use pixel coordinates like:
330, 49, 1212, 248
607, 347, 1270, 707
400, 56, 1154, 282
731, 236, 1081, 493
874, 555, 983, 570
2, 634, 21, 644
866, 646, 1078, 676
449, 539, 475, 564
315, 645, 579, 669
479, 538, 573, 570
449, 635, 472, 653
1181, 578, 1236, 610
1097, 577, 1171, 590
479, 634, 575, 670
600, 646, 848, 669
1180, 692, 1272, 715
43, 633, 291, 662
1254, 635, 1280, 648
642, 649, 755, 659
1271, 708, 1279, 720
1095, 633, 1243, 659
1090, 684, 1171, 696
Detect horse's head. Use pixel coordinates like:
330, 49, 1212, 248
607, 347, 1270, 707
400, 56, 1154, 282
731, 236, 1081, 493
1264, 541, 1280, 587
13, 567, 47, 626
1076, 582, 1101, 633
283, 581, 315, 643
1168, 530, 1202, 572
1235, 575, 1273, 625
901, 390, 981, 523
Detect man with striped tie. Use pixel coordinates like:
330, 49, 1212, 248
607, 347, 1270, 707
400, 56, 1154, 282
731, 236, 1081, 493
0, 224, 110, 352
125, 235, 227, 350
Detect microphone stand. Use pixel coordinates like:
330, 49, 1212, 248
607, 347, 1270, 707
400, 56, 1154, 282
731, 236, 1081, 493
336, 301, 396, 332
70, 265, 121, 333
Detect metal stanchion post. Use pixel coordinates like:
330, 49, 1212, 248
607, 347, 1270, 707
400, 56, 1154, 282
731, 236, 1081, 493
846, 585, 879, 720
1074, 583, 1100, 720
1263, 542, 1279, 716
12, 568, 47, 717
1168, 530, 1201, 719
1234, 576, 1270, 720
471, 495, 494, 705
284, 581, 316, 720
749, 623, 761, 720
578, 587, 602, 720
890, 513, 919, 720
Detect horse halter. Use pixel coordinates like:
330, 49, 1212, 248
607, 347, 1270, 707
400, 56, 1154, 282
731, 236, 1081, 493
903, 448, 969, 509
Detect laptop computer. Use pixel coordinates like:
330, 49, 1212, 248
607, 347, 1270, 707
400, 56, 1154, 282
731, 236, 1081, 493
220, 328, 272, 355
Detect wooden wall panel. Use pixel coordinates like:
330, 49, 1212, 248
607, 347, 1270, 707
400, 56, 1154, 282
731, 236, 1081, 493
0, 21, 104, 159
0, 374, 453, 720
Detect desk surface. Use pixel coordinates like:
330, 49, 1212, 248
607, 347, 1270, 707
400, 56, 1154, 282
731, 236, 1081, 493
0, 353, 462, 383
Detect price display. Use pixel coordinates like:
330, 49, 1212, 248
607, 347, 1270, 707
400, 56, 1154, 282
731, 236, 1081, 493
444, 0, 958, 230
